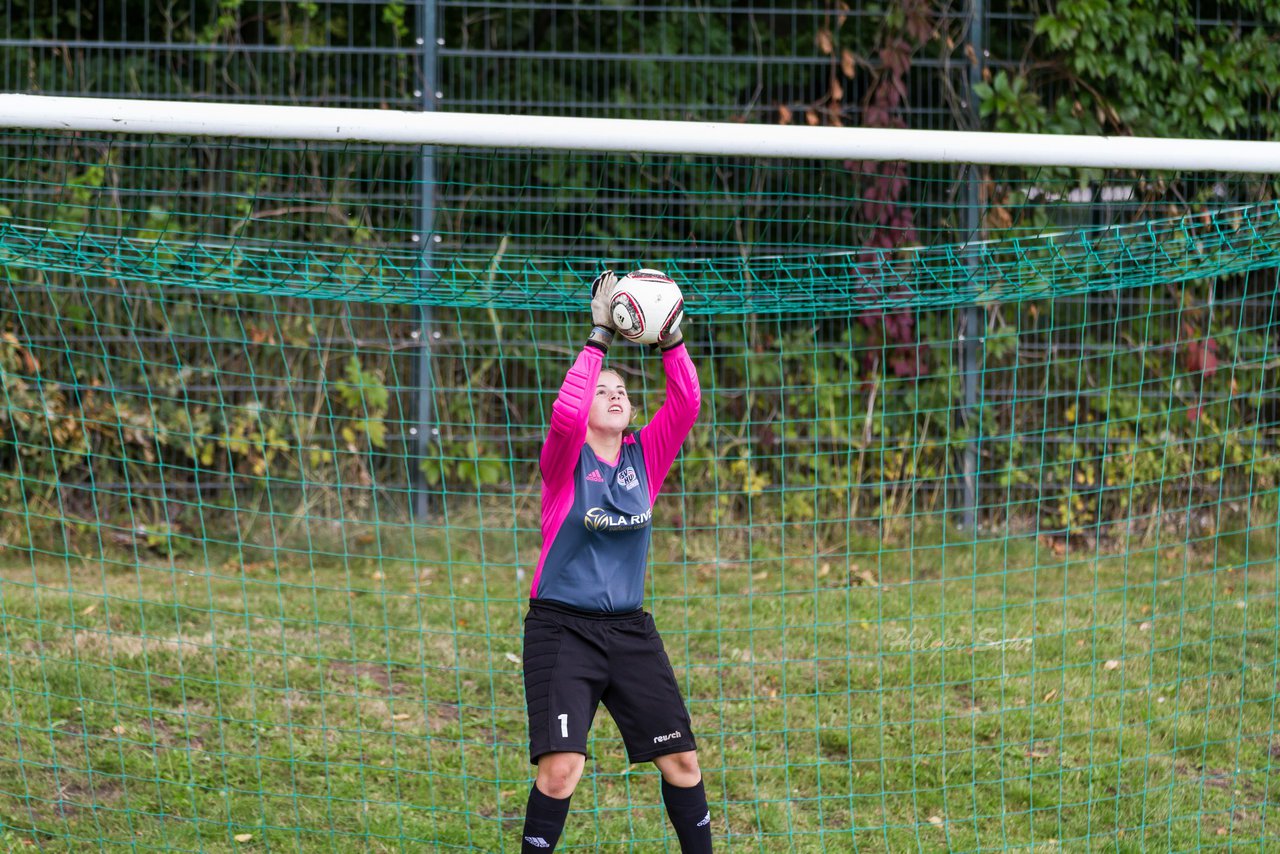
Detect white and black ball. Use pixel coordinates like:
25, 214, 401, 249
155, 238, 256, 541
610, 268, 684, 346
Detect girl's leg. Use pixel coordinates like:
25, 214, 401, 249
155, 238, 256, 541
654, 750, 712, 853
522, 751, 585, 852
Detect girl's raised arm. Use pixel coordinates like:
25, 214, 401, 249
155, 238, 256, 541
540, 270, 620, 485
539, 345, 604, 485
639, 338, 700, 500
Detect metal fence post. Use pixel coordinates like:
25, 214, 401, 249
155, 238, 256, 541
960, 0, 986, 532
413, 0, 439, 521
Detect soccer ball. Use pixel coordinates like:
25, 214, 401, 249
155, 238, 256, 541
609, 269, 685, 346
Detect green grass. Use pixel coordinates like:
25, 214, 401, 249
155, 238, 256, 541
0, 516, 1277, 852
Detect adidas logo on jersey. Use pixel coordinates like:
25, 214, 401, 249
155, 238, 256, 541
524, 836, 551, 848
697, 811, 711, 827
586, 469, 604, 482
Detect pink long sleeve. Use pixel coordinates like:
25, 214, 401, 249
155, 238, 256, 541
638, 342, 701, 499
540, 345, 604, 486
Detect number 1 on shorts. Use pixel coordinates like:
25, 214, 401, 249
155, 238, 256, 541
558, 713, 568, 738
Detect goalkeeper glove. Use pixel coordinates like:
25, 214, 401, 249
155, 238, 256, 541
657, 304, 685, 351
587, 269, 618, 351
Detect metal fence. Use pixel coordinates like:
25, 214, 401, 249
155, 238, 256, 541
3, 1, 1275, 522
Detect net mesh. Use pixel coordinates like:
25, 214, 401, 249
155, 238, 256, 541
0, 130, 1277, 850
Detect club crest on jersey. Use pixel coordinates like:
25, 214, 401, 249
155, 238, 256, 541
616, 466, 639, 491
584, 506, 652, 531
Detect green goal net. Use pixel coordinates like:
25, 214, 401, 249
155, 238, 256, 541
0, 122, 1278, 851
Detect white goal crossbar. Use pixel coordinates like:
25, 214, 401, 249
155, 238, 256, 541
3, 93, 1280, 172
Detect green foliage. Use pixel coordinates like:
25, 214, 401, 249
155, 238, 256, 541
419, 439, 505, 490
381, 1, 409, 41
1, 271, 1273, 551
973, 71, 1049, 134
3, 3, 1279, 550
336, 354, 391, 449
7, 0, 413, 103
989, 1, 1280, 139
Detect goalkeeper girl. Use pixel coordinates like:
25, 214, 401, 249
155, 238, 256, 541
520, 270, 710, 853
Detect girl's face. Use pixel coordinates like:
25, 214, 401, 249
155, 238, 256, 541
588, 370, 632, 435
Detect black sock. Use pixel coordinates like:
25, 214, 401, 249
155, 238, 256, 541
661, 778, 713, 853
521, 785, 571, 852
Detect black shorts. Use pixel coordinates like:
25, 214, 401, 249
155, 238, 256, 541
523, 598, 696, 765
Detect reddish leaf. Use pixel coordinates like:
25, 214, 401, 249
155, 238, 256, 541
890, 343, 930, 378
1185, 338, 1219, 379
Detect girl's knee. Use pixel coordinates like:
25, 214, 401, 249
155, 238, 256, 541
536, 753, 586, 798
656, 750, 701, 787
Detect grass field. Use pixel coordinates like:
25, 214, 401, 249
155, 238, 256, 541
0, 517, 1277, 852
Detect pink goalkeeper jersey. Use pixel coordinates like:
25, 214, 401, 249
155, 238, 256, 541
529, 343, 700, 613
